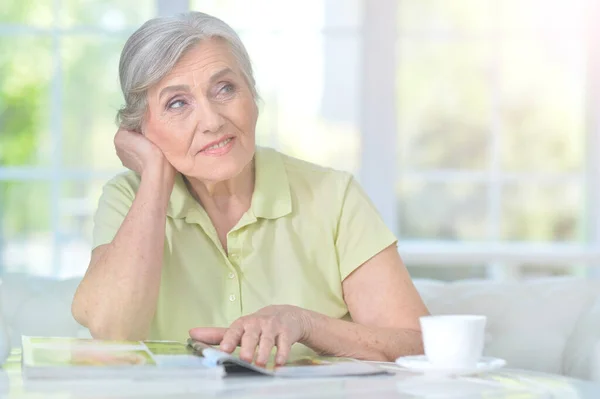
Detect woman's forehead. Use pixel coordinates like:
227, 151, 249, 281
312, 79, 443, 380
155, 40, 240, 91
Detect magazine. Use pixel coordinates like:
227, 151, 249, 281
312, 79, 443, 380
21, 336, 224, 380
21, 336, 389, 379
187, 339, 390, 377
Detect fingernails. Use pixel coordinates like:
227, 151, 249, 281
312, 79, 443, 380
276, 356, 285, 365
220, 343, 232, 352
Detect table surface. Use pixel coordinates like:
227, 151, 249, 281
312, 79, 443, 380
2, 355, 600, 398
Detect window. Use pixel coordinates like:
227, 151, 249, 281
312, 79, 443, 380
189, 0, 363, 173
0, 0, 155, 277
396, 0, 595, 280
1, 0, 598, 281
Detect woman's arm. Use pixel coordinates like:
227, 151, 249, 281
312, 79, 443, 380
190, 244, 428, 365
301, 244, 429, 361
72, 129, 175, 341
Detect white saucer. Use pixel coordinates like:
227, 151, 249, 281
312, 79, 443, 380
395, 355, 506, 376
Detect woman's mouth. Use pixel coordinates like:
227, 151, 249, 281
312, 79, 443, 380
199, 136, 235, 156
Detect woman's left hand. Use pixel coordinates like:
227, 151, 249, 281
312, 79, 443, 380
189, 305, 312, 366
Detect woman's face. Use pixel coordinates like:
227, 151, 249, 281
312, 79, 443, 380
144, 38, 257, 183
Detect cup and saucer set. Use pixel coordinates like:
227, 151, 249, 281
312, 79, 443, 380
395, 315, 506, 377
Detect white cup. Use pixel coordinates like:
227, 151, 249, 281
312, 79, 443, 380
420, 314, 487, 370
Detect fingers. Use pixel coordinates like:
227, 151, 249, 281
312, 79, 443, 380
220, 323, 244, 353
255, 332, 276, 367
114, 127, 137, 145
275, 333, 292, 366
239, 324, 261, 363
215, 306, 302, 367
188, 327, 227, 345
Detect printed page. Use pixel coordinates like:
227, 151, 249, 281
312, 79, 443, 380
187, 339, 388, 377
22, 336, 154, 368
271, 356, 388, 378
21, 336, 224, 380
143, 341, 207, 368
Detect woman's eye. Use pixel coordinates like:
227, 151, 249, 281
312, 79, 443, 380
219, 84, 235, 95
168, 99, 186, 109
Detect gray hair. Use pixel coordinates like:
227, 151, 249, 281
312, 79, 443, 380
116, 11, 257, 131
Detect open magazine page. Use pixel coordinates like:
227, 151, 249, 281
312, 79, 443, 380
187, 339, 390, 378
271, 356, 390, 378
21, 336, 224, 380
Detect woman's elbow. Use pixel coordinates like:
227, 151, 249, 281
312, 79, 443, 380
404, 329, 425, 357
71, 288, 90, 330
384, 328, 424, 361
71, 291, 113, 340
78, 309, 148, 341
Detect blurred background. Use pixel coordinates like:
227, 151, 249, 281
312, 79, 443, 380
1, 0, 599, 281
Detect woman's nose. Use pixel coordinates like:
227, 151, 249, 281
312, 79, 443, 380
196, 100, 225, 134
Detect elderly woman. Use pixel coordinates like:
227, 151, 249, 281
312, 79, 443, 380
72, 11, 429, 366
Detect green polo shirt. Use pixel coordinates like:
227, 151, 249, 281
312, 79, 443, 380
92, 147, 397, 356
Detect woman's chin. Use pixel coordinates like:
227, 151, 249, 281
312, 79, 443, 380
187, 163, 248, 183
178, 149, 254, 183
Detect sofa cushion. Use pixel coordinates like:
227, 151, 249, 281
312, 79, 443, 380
562, 291, 600, 381
0, 274, 89, 346
413, 277, 600, 376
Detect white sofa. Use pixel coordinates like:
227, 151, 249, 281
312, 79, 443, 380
416, 277, 600, 381
1, 273, 599, 381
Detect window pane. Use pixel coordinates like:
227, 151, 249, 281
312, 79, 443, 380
0, 0, 53, 27
245, 31, 361, 173
322, 0, 362, 30
57, 236, 91, 279
191, 0, 362, 31
0, 179, 106, 278
191, 0, 322, 31
499, 0, 588, 35
398, 0, 493, 33
397, 41, 491, 170
60, 0, 154, 29
500, 39, 585, 173
58, 180, 104, 278
0, 37, 52, 166
60, 181, 102, 242
398, 181, 488, 240
61, 36, 125, 169
501, 182, 583, 242
0, 182, 52, 275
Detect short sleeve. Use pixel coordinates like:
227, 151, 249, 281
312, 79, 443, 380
92, 172, 139, 249
335, 176, 398, 280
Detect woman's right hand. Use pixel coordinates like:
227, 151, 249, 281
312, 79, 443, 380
114, 127, 174, 179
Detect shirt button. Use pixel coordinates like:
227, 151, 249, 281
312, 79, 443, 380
228, 272, 235, 279
229, 294, 236, 302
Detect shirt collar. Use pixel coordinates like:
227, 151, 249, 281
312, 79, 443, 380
167, 173, 198, 219
251, 147, 292, 219
167, 147, 292, 220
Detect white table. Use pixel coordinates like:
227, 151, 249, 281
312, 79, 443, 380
3, 362, 600, 398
